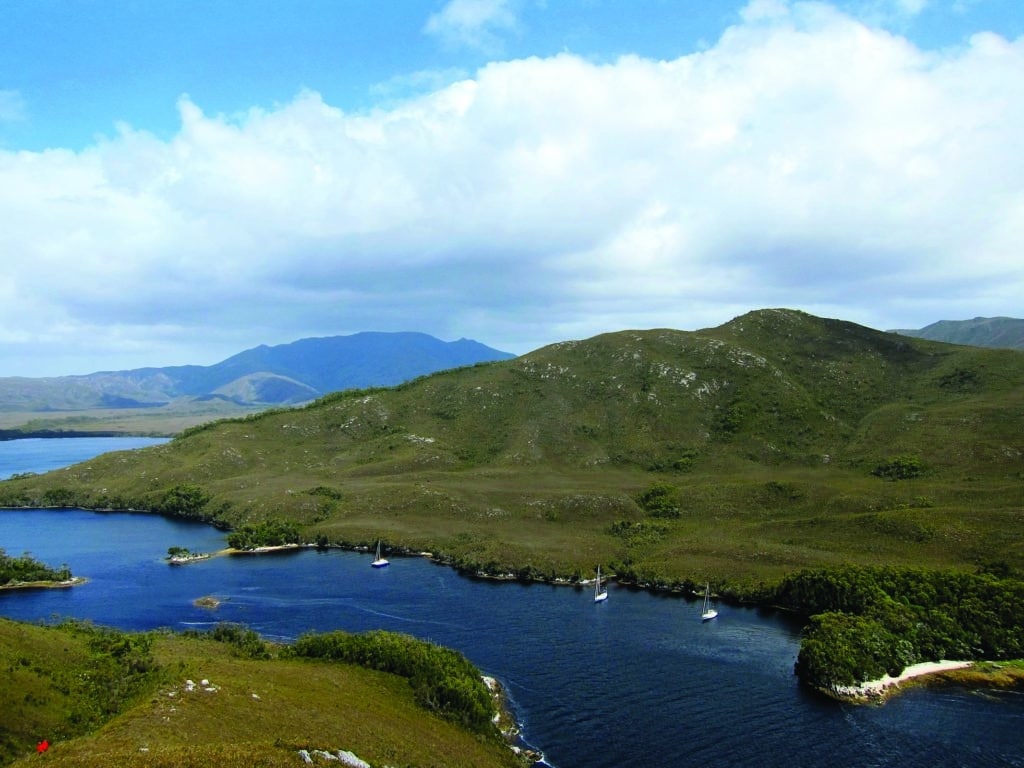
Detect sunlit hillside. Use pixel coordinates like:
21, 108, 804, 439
3, 309, 1022, 590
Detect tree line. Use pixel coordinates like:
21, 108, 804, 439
0, 549, 71, 585
771, 565, 1024, 690
287, 629, 498, 735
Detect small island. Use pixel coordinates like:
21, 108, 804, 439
165, 546, 212, 564
0, 548, 83, 590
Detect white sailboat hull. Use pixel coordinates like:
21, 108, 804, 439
594, 565, 608, 602
700, 583, 717, 621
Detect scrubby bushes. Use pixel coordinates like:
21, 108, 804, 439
155, 484, 211, 519
226, 519, 300, 550
0, 549, 71, 585
872, 455, 923, 480
287, 630, 497, 735
635, 482, 680, 518
60, 621, 161, 726
188, 622, 272, 659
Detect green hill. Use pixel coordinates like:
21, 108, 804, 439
3, 308, 1023, 591
0, 619, 520, 767
892, 316, 1024, 350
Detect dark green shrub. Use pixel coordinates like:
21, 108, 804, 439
227, 519, 300, 549
636, 483, 680, 518
287, 630, 497, 735
872, 455, 923, 480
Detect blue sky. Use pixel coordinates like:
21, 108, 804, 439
1, 0, 1022, 376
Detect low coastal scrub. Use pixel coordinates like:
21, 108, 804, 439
225, 519, 300, 550
287, 629, 498, 736
0, 549, 71, 586
0, 619, 160, 764
1, 620, 520, 767
776, 565, 1024, 691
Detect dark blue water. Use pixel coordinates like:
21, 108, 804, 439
1, 440, 1022, 767
2, 510, 1022, 767
0, 436, 170, 479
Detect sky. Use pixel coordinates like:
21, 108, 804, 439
1, 0, 1022, 377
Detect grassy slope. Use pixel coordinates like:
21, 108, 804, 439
2, 309, 1022, 591
1, 620, 517, 768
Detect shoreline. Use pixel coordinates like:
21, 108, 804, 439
0, 575, 87, 591
9, 507, 1021, 707
828, 660, 974, 703
168, 542, 313, 564
482, 675, 545, 766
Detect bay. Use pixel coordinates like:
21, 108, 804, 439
0, 441, 1022, 767
0, 436, 170, 479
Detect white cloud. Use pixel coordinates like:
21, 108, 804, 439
1, 2, 1023, 375
424, 0, 521, 51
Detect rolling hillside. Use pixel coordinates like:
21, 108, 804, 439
892, 316, 1024, 350
3, 309, 1022, 589
0, 619, 520, 768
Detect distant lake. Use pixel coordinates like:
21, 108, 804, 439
1, 443, 1022, 767
0, 436, 170, 479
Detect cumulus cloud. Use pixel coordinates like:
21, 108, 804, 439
424, 0, 521, 51
2, 1, 1023, 375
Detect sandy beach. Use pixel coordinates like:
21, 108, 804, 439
0, 575, 87, 591
832, 660, 973, 701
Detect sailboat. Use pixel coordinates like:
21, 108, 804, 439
370, 539, 389, 568
594, 565, 608, 602
700, 582, 718, 621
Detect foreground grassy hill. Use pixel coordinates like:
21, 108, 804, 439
2, 309, 1022, 591
0, 619, 519, 767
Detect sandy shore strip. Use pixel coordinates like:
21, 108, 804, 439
0, 576, 87, 591
833, 660, 973, 701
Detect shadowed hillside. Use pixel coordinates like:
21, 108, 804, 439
893, 316, 1024, 350
2, 309, 1022, 589
0, 332, 514, 436
0, 332, 514, 411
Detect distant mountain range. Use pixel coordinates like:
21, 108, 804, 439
0, 333, 516, 412
891, 317, 1024, 350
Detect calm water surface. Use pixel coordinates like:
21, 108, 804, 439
1, 440, 1022, 767
0, 436, 170, 479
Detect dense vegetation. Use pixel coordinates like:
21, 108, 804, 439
0, 620, 160, 764
288, 629, 499, 735
225, 518, 300, 550
0, 619, 519, 767
0, 549, 71, 586
774, 566, 1024, 689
